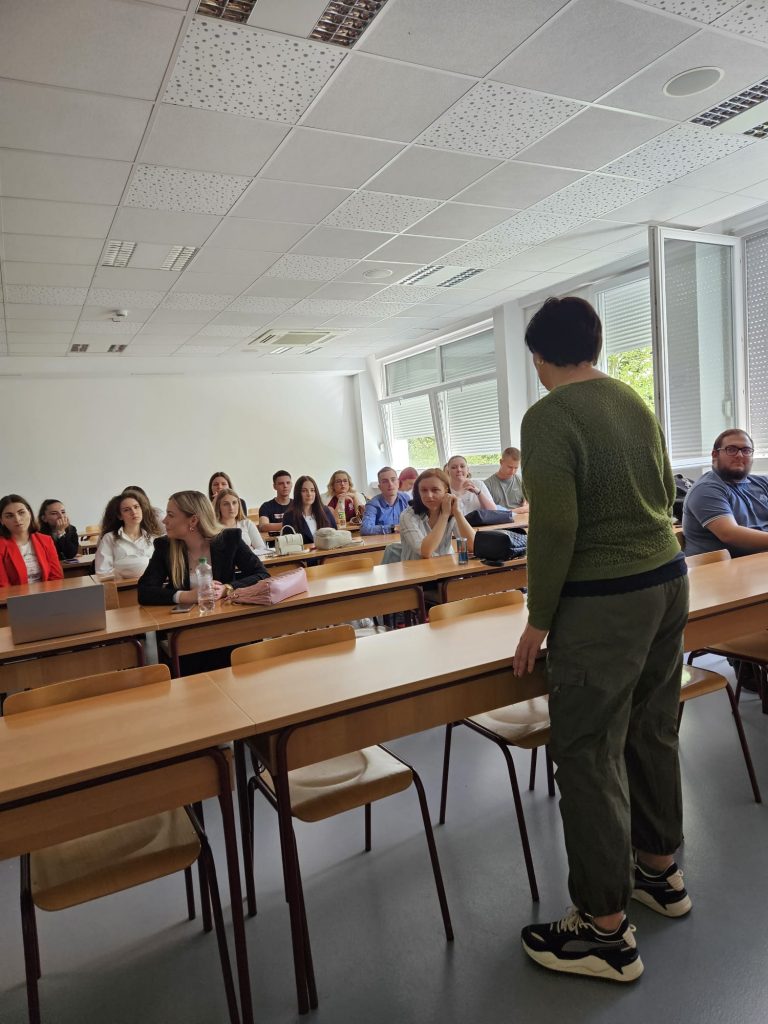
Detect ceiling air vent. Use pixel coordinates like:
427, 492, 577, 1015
398, 265, 444, 286
101, 241, 136, 268
248, 330, 335, 348
108, 344, 127, 353
310, 0, 390, 47
70, 344, 89, 353
196, 0, 257, 23
692, 77, 768, 136
162, 246, 198, 271
438, 268, 483, 288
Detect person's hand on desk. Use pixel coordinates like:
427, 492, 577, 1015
513, 622, 548, 677
516, 502, 529, 514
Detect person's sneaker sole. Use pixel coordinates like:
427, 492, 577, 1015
522, 941, 645, 982
631, 887, 692, 917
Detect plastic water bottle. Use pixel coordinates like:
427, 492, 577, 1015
196, 557, 215, 614
336, 498, 347, 528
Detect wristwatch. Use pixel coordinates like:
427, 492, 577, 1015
223, 583, 235, 598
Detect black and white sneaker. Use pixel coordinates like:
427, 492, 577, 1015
521, 908, 644, 983
632, 860, 692, 917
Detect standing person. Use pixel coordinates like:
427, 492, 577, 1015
445, 455, 496, 516
512, 297, 689, 983
325, 470, 366, 524
398, 468, 474, 561
259, 470, 293, 527
213, 487, 267, 552
361, 467, 410, 535
0, 494, 63, 585
485, 448, 529, 512
94, 489, 163, 578
208, 471, 247, 519
38, 498, 80, 559
281, 476, 335, 545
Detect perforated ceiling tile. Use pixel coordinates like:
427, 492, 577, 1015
164, 18, 344, 124
379, 284, 444, 303
636, 0, 740, 22
323, 192, 441, 233
352, 295, 421, 315
75, 321, 141, 335
125, 165, 251, 216
417, 81, 583, 161
197, 323, 256, 337
161, 292, 232, 310
442, 208, 586, 268
228, 295, 295, 313
263, 254, 358, 281
602, 123, 754, 183
88, 289, 166, 308
713, 2, 768, 44
531, 175, 657, 222
289, 298, 357, 315
4, 285, 88, 306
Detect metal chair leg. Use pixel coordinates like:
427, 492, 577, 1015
545, 746, 555, 798
20, 855, 41, 1024
193, 801, 212, 933
528, 748, 537, 791
677, 701, 685, 730
364, 803, 372, 851
236, 740, 258, 917
438, 723, 455, 825
195, 834, 241, 1024
498, 742, 539, 902
409, 767, 454, 941
725, 683, 763, 803
184, 866, 196, 920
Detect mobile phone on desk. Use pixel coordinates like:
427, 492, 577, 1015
171, 604, 195, 613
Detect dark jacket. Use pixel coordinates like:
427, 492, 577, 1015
281, 505, 336, 546
39, 523, 80, 560
138, 528, 268, 606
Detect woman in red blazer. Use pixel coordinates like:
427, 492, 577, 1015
0, 494, 63, 586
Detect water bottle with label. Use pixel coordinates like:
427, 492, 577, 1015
336, 498, 347, 528
196, 557, 215, 614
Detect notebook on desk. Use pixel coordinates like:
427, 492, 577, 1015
7, 584, 107, 644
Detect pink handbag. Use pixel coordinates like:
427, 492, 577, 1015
232, 567, 309, 605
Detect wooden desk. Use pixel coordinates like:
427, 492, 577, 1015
686, 551, 768, 647
0, 575, 98, 627
61, 555, 95, 577
91, 573, 141, 606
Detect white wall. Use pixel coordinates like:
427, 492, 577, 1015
0, 373, 362, 528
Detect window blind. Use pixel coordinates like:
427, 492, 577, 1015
388, 393, 435, 439
746, 230, 768, 455
441, 329, 496, 381
384, 349, 439, 396
441, 378, 501, 455
601, 277, 652, 354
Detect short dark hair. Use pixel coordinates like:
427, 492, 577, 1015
273, 469, 291, 484
712, 428, 753, 452
377, 466, 397, 480
525, 296, 603, 367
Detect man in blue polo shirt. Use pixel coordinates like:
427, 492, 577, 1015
361, 466, 410, 535
683, 428, 768, 556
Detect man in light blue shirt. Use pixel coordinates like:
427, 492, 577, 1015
682, 428, 768, 556
361, 467, 410, 535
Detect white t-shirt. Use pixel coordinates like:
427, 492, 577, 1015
398, 507, 458, 561
18, 540, 42, 582
452, 480, 493, 516
95, 528, 156, 578
304, 514, 318, 538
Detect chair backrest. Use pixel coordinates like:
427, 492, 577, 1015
307, 557, 374, 578
231, 623, 356, 667
441, 566, 527, 604
83, 524, 100, 536
685, 549, 731, 567
4, 663, 171, 715
102, 579, 119, 610
428, 589, 524, 623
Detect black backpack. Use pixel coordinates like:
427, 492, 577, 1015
474, 529, 527, 563
673, 474, 693, 523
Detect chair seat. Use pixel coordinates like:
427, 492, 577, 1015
705, 630, 768, 662
262, 747, 413, 822
468, 696, 550, 748
680, 664, 727, 702
31, 809, 200, 911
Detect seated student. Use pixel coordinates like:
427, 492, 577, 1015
683, 428, 768, 556
0, 494, 63, 585
259, 470, 292, 527
325, 470, 367, 524
124, 484, 166, 534
485, 447, 529, 512
213, 487, 267, 552
445, 454, 496, 516
361, 466, 410, 535
38, 498, 80, 559
398, 466, 418, 497
208, 471, 247, 519
281, 475, 336, 544
138, 490, 268, 606
399, 468, 475, 561
95, 489, 163, 578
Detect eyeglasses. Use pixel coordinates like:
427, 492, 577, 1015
715, 445, 754, 457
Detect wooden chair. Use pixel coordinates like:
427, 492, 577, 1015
306, 556, 374, 576
235, 625, 452, 1013
429, 590, 552, 902
4, 665, 247, 1024
439, 565, 528, 603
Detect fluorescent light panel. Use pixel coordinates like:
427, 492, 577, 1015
69, 343, 89, 353
398, 265, 444, 286
196, 0, 257, 23
162, 246, 198, 272
310, 0, 390, 47
108, 344, 127, 353
439, 268, 483, 288
692, 78, 768, 131
101, 240, 136, 268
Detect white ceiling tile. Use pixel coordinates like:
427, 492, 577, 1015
550, 250, 631, 277
246, 0, 328, 34
233, 180, 351, 223
161, 293, 232, 311
366, 148, 501, 201
87, 289, 166, 309
417, 81, 584, 161
406, 203, 516, 239
0, 0, 182, 99
678, 192, 768, 227
80, 306, 148, 323
5, 319, 79, 334
1, 198, 116, 238
176, 345, 232, 356
739, 177, 768, 201
492, 0, 694, 101
556, 220, 650, 252
2, 235, 103, 266
75, 320, 141, 336
334, 261, 421, 284
602, 124, 754, 184
302, 53, 472, 142
606, 182, 727, 222
323, 192, 440, 233
310, 283, 385, 300
455, 162, 583, 209
320, 314, 386, 328
531, 175, 656, 222
366, 235, 464, 263
601, 30, 768, 119
2, 263, 94, 287
186, 248, 278, 277
517, 108, 674, 172
669, 143, 768, 192
359, 0, 569, 76
197, 324, 257, 337
226, 295, 295, 314
290, 299, 358, 316
0, 81, 151, 161
4, 286, 87, 306
172, 269, 261, 294
0, 151, 131, 206
135, 323, 199, 337
714, 1, 768, 41
126, 165, 251, 216
164, 19, 344, 123
8, 335, 72, 349
110, 208, 221, 246
444, 210, 583, 267
147, 308, 213, 324
265, 254, 359, 280
5, 303, 83, 320
243, 278, 319, 297
91, 268, 180, 290
141, 104, 290, 176
205, 218, 310, 252
261, 128, 403, 188
635, 1, 741, 22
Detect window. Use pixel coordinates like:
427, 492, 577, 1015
745, 229, 768, 456
385, 349, 439, 395
438, 378, 501, 465
382, 394, 438, 470
598, 276, 654, 411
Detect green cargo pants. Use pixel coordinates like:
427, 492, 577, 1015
546, 574, 689, 917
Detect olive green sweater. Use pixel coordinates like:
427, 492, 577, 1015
521, 377, 679, 631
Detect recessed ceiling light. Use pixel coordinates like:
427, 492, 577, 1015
664, 67, 723, 98
692, 77, 768, 135
363, 268, 394, 281
309, 0, 390, 48
438, 268, 483, 288
399, 265, 444, 286
196, 0, 257, 23
101, 240, 136, 268
162, 246, 198, 272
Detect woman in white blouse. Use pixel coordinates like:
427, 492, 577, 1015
94, 489, 163, 578
399, 468, 475, 561
445, 454, 496, 517
213, 488, 267, 552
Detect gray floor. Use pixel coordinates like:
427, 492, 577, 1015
1, 654, 767, 1024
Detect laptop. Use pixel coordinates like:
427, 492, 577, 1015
8, 584, 107, 644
